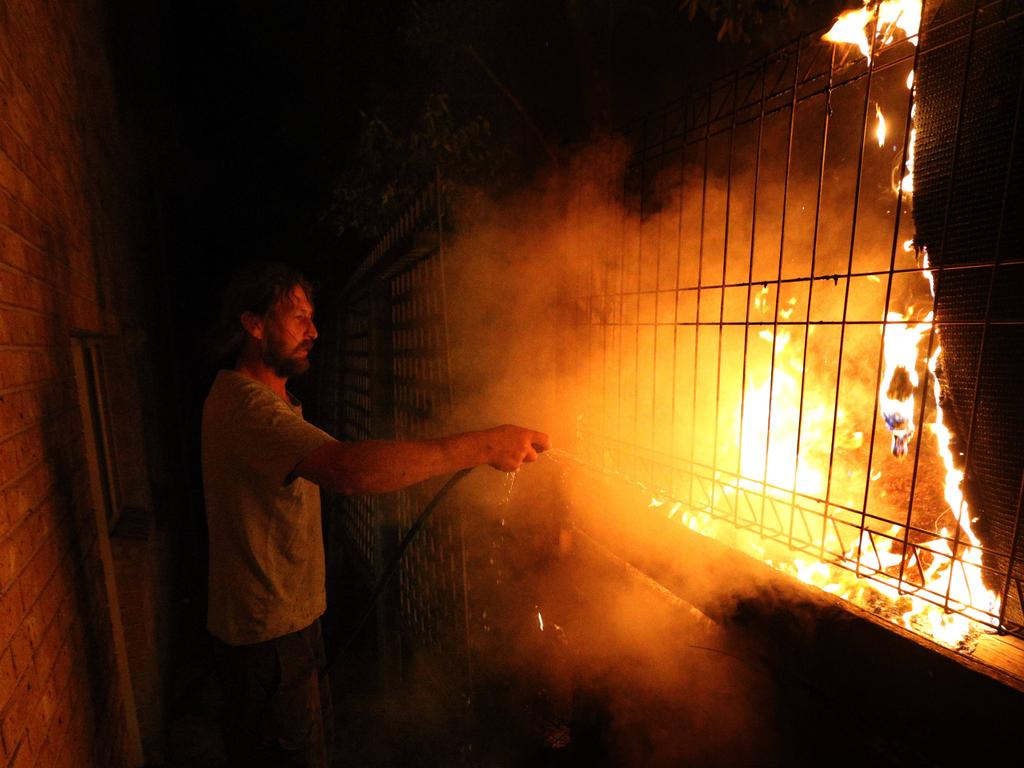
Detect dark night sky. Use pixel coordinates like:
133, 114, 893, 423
104, 0, 846, 408
108, 1, 845, 288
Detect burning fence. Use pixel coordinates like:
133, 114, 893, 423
568, 0, 1023, 650
325, 0, 1024, 714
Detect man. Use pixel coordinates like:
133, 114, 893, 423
202, 262, 549, 767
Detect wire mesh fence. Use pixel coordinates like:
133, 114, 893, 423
331, 1, 1024, 659
568, 0, 1024, 639
330, 178, 474, 679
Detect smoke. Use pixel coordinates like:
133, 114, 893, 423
437, 104, 928, 508
441, 134, 631, 443
357, 74, 934, 756
443, 456, 793, 766
389, 135, 809, 764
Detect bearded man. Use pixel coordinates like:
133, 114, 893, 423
202, 262, 549, 767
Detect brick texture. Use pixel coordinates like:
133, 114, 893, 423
0, 1, 158, 766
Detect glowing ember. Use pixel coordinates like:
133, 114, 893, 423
875, 104, 887, 147
902, 125, 916, 194
758, 328, 790, 353
537, 611, 544, 631
753, 284, 770, 313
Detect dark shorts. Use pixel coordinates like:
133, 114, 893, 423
215, 620, 333, 768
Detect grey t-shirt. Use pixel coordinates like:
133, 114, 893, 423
202, 370, 334, 645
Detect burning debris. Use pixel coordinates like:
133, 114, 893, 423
879, 310, 930, 458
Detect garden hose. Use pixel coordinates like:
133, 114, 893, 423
329, 466, 476, 668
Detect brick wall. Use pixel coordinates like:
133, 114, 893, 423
0, 1, 159, 767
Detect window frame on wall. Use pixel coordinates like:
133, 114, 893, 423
71, 334, 124, 529
69, 331, 144, 764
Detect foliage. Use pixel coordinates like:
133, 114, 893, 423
327, 0, 822, 243
327, 0, 519, 243
679, 0, 809, 42
328, 93, 498, 242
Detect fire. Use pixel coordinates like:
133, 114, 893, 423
753, 284, 770, 313
902, 125, 916, 194
574, 0, 999, 650
779, 296, 797, 320
824, 3, 919, 192
780, 0, 996, 644
823, 0, 922, 61
879, 310, 930, 457
925, 339, 998, 626
877, 0, 921, 43
669, 0, 996, 647
823, 4, 874, 59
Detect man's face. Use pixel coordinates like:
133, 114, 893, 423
261, 285, 317, 378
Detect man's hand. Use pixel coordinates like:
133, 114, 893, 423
481, 424, 551, 472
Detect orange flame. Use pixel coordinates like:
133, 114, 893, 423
799, 0, 997, 643
823, 0, 922, 61
823, 4, 875, 59
879, 310, 930, 458
661, 0, 998, 647
580, 0, 999, 651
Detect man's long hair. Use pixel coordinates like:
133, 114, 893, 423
206, 262, 315, 369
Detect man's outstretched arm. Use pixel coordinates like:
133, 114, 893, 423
294, 424, 550, 495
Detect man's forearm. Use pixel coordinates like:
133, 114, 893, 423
295, 430, 503, 495
296, 423, 549, 495
330, 434, 488, 494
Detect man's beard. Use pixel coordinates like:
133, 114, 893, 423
262, 336, 311, 378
